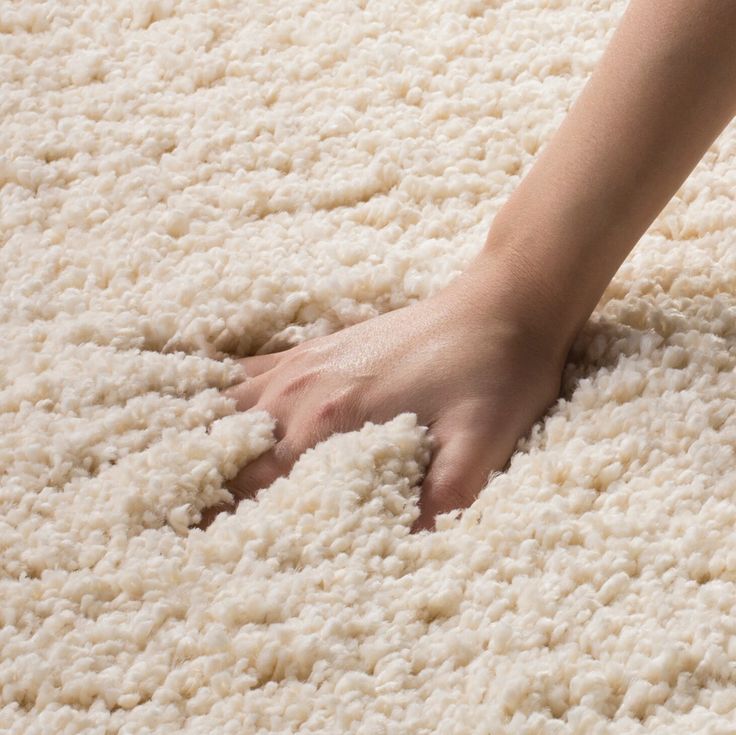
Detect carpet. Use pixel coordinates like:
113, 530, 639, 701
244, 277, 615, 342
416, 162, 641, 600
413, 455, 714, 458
3, 0, 736, 732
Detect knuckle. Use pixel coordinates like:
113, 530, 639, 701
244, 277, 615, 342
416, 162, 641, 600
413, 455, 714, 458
280, 370, 316, 398
314, 388, 361, 428
315, 396, 344, 424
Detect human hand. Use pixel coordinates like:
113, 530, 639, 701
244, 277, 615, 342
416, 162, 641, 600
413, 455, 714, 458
198, 248, 568, 533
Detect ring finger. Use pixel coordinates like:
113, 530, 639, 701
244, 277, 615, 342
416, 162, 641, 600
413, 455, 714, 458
222, 372, 270, 412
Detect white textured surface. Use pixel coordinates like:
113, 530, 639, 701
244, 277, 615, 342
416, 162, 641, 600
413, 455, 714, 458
3, 1, 736, 732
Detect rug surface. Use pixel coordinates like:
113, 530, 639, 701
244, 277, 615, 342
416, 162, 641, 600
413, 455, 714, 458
3, 0, 736, 732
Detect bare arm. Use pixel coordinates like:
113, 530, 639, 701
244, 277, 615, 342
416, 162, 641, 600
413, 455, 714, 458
472, 0, 736, 364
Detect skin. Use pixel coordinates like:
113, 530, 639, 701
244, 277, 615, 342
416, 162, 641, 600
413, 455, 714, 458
201, 1, 736, 533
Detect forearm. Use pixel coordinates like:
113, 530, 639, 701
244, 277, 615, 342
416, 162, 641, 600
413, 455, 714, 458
476, 0, 736, 361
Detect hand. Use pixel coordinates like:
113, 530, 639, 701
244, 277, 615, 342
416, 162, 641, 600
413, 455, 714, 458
199, 249, 568, 533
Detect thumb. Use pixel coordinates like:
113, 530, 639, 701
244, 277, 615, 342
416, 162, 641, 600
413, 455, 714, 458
410, 423, 500, 534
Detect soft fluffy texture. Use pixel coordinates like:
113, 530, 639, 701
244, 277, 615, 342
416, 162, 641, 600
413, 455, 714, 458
3, 0, 736, 732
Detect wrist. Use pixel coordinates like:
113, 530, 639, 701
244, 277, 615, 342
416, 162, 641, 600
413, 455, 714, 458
448, 231, 591, 371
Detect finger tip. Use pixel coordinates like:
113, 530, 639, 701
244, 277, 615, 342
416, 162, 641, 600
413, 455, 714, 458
410, 516, 434, 535
222, 480, 240, 501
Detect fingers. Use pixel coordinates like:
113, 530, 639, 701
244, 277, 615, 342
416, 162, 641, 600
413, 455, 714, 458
198, 387, 364, 530
194, 436, 296, 531
237, 352, 282, 377
194, 500, 233, 530
226, 437, 295, 501
410, 423, 501, 534
221, 352, 283, 408
222, 373, 269, 412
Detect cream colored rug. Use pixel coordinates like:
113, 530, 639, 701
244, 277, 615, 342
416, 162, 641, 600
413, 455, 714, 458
4, 0, 736, 732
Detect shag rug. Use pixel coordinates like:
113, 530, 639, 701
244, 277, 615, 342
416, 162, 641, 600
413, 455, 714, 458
3, 0, 736, 732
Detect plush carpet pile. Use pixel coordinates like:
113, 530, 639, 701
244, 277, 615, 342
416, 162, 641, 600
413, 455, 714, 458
3, 0, 736, 732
